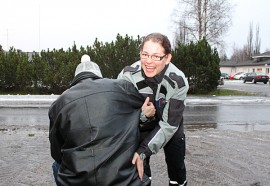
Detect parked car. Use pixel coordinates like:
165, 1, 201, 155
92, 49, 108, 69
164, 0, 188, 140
221, 73, 229, 79
234, 72, 247, 80
243, 72, 269, 84
228, 73, 236, 80
229, 72, 243, 80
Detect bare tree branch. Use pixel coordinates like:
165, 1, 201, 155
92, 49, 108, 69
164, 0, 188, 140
172, 0, 233, 49
254, 24, 261, 54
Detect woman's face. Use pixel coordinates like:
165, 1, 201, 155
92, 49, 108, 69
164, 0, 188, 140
140, 40, 171, 77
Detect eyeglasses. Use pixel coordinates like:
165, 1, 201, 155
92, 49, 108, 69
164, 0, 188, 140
140, 52, 167, 61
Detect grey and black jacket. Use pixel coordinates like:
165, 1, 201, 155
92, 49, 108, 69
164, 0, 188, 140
118, 61, 189, 157
49, 72, 150, 186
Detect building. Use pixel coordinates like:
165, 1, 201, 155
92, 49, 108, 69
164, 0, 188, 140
220, 52, 270, 75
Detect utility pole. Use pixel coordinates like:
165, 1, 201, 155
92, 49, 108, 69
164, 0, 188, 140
6, 29, 9, 50
39, 4, 41, 52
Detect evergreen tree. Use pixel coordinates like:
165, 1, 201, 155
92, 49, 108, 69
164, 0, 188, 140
0, 46, 5, 90
0, 34, 220, 95
4, 47, 20, 90
90, 34, 140, 78
31, 53, 47, 89
16, 52, 32, 91
172, 38, 220, 94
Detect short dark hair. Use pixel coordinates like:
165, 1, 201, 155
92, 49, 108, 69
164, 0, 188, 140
140, 33, 171, 55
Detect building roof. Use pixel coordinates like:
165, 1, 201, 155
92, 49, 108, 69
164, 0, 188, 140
220, 59, 270, 67
251, 51, 270, 59
220, 51, 270, 67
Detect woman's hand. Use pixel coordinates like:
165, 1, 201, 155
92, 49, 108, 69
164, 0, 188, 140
132, 152, 144, 180
142, 97, 155, 118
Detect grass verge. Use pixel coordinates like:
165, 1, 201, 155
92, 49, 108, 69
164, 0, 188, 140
191, 88, 256, 96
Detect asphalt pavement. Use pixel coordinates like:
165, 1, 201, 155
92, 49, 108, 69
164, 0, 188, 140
220, 79, 270, 96
1, 82, 270, 186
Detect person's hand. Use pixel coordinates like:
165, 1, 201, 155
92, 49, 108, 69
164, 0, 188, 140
142, 97, 155, 118
132, 152, 144, 180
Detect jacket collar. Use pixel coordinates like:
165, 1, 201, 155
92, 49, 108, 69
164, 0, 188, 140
70, 72, 102, 87
142, 64, 169, 84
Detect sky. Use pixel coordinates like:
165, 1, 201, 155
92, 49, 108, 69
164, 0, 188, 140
0, 0, 269, 57
224, 0, 270, 56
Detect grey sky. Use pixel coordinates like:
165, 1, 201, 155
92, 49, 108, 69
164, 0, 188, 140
0, 0, 175, 52
225, 0, 270, 56
0, 0, 269, 57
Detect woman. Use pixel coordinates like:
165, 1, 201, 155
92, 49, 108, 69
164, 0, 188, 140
118, 33, 189, 186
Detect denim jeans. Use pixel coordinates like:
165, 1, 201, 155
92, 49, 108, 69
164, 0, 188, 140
52, 161, 61, 186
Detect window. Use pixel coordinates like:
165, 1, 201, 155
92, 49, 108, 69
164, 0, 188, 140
257, 68, 262, 72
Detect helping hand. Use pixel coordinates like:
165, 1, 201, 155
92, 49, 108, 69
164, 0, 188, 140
142, 97, 155, 118
132, 152, 144, 180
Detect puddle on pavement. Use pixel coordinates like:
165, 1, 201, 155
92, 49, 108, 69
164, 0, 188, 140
1, 106, 270, 132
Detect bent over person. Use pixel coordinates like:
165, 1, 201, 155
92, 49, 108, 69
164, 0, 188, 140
49, 56, 150, 186
118, 33, 189, 186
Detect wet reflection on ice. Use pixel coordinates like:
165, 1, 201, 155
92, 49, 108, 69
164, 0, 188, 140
0, 102, 270, 132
